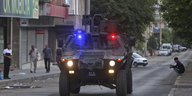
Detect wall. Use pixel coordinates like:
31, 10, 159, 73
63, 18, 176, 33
68, 0, 85, 15
12, 18, 20, 67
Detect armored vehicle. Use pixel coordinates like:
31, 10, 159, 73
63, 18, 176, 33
57, 28, 135, 96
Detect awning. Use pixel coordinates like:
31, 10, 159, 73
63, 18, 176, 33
42, 3, 68, 18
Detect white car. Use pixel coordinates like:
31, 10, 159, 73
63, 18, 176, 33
173, 44, 180, 52
162, 43, 172, 55
132, 53, 148, 67
179, 46, 187, 51
158, 49, 169, 56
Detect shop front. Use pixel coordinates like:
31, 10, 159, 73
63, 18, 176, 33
0, 18, 7, 64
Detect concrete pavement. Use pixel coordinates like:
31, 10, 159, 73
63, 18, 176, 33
0, 60, 60, 87
169, 62, 192, 96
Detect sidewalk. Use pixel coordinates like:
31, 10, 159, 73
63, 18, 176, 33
169, 62, 192, 96
0, 61, 60, 87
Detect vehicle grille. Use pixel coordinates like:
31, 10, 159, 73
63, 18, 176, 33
79, 59, 103, 70
143, 60, 147, 62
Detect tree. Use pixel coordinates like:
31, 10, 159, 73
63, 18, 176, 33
161, 0, 192, 41
91, 0, 156, 41
147, 35, 157, 55
135, 40, 144, 52
162, 29, 173, 43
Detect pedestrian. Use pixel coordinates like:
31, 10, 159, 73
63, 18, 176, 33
3, 44, 12, 79
0, 69, 2, 80
43, 45, 52, 73
29, 45, 39, 73
170, 57, 185, 74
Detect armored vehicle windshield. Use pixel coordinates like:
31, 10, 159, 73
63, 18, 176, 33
64, 34, 121, 51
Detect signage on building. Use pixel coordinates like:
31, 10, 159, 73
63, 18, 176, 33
20, 19, 29, 26
36, 30, 45, 34
42, 3, 68, 18
0, 0, 39, 18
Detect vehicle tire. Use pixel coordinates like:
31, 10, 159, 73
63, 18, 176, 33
143, 64, 147, 67
70, 76, 80, 94
71, 87, 80, 94
133, 62, 138, 67
127, 69, 133, 94
59, 71, 70, 96
116, 70, 127, 96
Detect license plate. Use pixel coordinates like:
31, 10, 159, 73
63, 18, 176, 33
88, 72, 96, 76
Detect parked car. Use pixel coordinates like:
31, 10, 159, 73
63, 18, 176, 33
180, 46, 187, 51
158, 49, 169, 56
162, 43, 172, 55
173, 44, 180, 52
132, 53, 148, 67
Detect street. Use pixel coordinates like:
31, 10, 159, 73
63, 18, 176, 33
0, 50, 192, 96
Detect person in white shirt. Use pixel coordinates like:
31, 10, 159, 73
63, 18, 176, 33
3, 44, 12, 79
29, 45, 39, 73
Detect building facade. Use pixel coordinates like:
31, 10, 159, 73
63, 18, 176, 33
0, 0, 89, 69
0, 0, 40, 68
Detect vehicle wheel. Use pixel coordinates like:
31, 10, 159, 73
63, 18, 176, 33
133, 62, 138, 67
70, 75, 80, 94
143, 64, 147, 67
59, 71, 70, 96
127, 69, 133, 94
116, 70, 127, 96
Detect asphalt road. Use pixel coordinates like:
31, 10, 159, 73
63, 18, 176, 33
0, 50, 192, 96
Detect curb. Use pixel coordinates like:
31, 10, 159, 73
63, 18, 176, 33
168, 88, 176, 96
0, 72, 60, 87
168, 62, 192, 96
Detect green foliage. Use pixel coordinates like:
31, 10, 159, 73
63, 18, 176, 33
161, 0, 192, 41
162, 29, 173, 43
147, 35, 157, 54
91, 0, 156, 41
135, 40, 144, 51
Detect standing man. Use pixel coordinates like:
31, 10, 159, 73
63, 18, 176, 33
29, 45, 39, 73
3, 44, 12, 79
170, 57, 185, 74
43, 45, 52, 73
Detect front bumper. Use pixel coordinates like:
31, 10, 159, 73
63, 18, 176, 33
137, 62, 148, 65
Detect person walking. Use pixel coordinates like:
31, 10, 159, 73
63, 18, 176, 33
43, 45, 52, 73
3, 44, 12, 79
29, 45, 39, 73
170, 57, 185, 74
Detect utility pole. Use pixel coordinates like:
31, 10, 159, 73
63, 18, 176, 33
85, 0, 90, 33
144, 26, 149, 57
159, 12, 162, 48
10, 18, 13, 48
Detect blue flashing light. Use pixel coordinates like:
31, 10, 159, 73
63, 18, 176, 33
78, 35, 82, 39
74, 29, 86, 40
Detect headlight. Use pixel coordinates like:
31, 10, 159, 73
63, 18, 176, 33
109, 60, 115, 66
61, 59, 65, 63
67, 60, 73, 67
